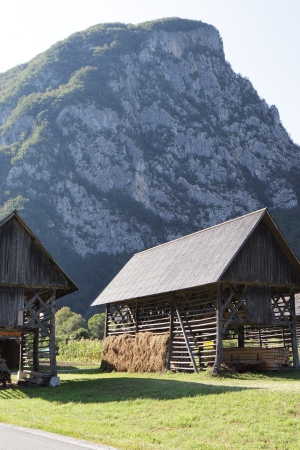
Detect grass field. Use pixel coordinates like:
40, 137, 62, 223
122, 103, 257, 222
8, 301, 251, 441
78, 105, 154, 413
0, 368, 300, 449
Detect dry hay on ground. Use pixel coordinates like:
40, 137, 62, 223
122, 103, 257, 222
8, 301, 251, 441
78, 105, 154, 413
101, 332, 169, 373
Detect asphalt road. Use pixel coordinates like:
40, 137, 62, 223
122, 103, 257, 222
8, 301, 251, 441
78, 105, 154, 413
0, 423, 118, 450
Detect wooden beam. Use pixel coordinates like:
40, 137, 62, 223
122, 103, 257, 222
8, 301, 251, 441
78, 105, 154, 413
220, 284, 241, 314
49, 289, 57, 377
213, 283, 223, 373
19, 334, 24, 372
33, 328, 39, 372
237, 326, 245, 348
0, 331, 22, 337
105, 304, 109, 338
174, 301, 198, 373
135, 299, 138, 335
290, 292, 300, 368
166, 297, 174, 370
222, 285, 248, 334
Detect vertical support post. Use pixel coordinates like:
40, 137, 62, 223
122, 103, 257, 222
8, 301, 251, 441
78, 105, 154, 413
104, 304, 109, 338
290, 292, 299, 368
166, 296, 174, 370
49, 289, 57, 377
282, 326, 286, 347
237, 326, 245, 348
259, 326, 262, 347
33, 328, 39, 372
19, 334, 24, 372
135, 299, 139, 335
213, 283, 223, 373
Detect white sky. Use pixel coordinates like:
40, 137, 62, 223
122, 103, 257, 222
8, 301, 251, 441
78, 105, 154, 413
1, 0, 299, 144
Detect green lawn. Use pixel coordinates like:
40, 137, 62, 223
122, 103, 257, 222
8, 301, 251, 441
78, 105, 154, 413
0, 368, 300, 449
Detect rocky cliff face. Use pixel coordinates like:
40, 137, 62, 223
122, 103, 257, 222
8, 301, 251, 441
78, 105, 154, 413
0, 18, 299, 313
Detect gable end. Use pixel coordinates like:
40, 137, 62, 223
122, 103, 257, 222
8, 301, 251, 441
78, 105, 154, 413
221, 220, 300, 286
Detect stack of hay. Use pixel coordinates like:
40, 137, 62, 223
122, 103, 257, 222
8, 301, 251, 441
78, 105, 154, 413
101, 332, 169, 372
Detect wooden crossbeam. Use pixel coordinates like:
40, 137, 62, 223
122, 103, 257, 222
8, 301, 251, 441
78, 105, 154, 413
174, 301, 198, 373
24, 288, 46, 309
23, 288, 51, 336
220, 284, 241, 314
279, 292, 294, 319
272, 293, 294, 322
222, 285, 248, 334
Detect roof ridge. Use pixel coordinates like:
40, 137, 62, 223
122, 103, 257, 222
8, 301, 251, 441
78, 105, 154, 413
135, 208, 267, 256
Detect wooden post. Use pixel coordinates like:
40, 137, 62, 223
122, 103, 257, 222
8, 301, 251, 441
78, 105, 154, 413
19, 334, 24, 372
290, 292, 299, 368
237, 326, 245, 348
213, 283, 223, 373
49, 289, 57, 377
33, 328, 39, 372
166, 296, 174, 370
135, 299, 138, 335
104, 304, 109, 338
259, 326, 262, 347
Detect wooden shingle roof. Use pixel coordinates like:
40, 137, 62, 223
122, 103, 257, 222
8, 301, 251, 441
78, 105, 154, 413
93, 208, 300, 306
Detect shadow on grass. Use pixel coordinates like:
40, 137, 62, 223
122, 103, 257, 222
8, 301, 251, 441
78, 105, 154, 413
57, 365, 97, 372
218, 368, 300, 382
0, 374, 255, 403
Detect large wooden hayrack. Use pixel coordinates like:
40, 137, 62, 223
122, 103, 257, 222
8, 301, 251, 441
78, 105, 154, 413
93, 209, 300, 372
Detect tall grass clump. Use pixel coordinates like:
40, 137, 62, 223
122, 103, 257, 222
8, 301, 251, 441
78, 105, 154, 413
57, 339, 103, 364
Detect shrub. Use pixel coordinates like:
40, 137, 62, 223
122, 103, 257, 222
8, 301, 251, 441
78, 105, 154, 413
88, 313, 105, 340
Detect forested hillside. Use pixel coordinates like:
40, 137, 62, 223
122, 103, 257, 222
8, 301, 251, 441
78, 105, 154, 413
0, 18, 299, 315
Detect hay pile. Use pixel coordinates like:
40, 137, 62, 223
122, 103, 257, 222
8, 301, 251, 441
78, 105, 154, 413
101, 332, 169, 373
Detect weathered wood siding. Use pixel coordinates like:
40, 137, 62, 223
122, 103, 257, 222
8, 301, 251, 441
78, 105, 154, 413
0, 216, 69, 288
222, 221, 300, 286
0, 286, 24, 327
245, 284, 272, 323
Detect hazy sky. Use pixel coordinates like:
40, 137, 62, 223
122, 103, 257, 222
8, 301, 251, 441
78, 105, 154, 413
1, 0, 299, 144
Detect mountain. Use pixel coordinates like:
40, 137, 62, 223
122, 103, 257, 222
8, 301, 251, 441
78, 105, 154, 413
0, 18, 299, 315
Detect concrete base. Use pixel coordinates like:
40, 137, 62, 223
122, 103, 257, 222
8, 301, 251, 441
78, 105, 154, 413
49, 376, 60, 387
17, 371, 27, 381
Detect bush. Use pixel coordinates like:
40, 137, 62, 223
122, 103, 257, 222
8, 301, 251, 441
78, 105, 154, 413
72, 327, 91, 340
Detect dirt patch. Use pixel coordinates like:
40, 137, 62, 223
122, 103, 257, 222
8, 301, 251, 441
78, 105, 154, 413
101, 332, 169, 373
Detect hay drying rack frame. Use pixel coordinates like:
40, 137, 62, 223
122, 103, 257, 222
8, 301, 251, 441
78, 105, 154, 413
94, 209, 300, 373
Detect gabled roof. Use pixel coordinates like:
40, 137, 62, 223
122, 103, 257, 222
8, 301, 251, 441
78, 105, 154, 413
93, 208, 300, 306
0, 210, 78, 297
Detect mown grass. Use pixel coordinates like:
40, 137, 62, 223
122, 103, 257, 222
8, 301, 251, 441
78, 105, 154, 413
0, 369, 300, 449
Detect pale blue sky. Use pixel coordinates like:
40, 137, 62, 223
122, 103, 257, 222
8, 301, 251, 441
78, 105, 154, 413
1, 0, 299, 144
